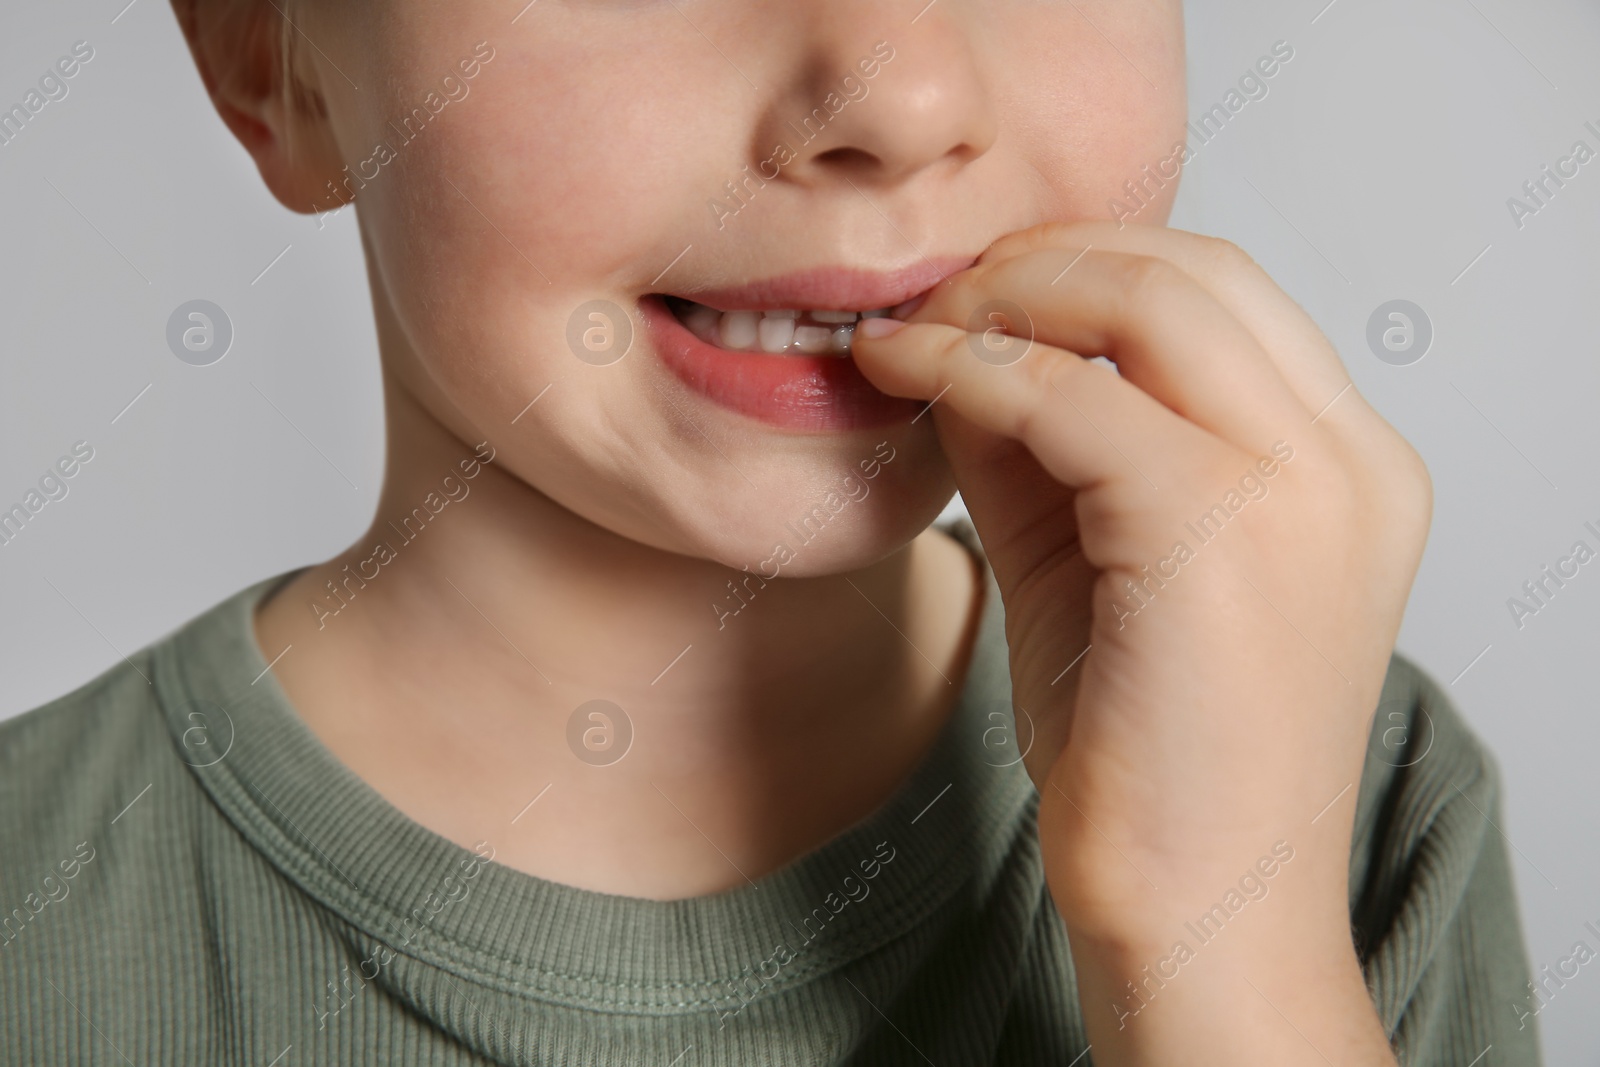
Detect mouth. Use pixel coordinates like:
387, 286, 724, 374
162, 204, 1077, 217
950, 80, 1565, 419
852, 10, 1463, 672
659, 297, 913, 358
641, 258, 974, 433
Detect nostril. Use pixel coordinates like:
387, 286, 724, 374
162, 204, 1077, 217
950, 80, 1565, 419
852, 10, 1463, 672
812, 146, 879, 170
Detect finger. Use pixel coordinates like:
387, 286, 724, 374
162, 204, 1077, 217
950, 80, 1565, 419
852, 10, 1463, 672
911, 248, 1310, 456
976, 221, 1366, 428
853, 318, 1228, 496
930, 408, 1087, 588
930, 406, 1080, 548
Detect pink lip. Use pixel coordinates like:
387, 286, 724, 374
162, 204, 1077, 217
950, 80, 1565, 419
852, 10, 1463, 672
664, 257, 976, 313
644, 258, 976, 433
639, 297, 914, 433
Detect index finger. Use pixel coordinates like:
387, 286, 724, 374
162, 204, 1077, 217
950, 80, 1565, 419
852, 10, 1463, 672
908, 246, 1309, 456
972, 221, 1365, 427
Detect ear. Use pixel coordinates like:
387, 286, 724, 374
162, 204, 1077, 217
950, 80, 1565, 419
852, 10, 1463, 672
170, 0, 347, 214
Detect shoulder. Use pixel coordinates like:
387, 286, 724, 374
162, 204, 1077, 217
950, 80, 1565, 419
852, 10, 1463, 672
0, 611, 216, 924
0, 651, 175, 834
0, 574, 281, 838
0, 591, 277, 1056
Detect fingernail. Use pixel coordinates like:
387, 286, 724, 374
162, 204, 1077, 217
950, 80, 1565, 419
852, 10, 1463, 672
891, 292, 929, 318
856, 316, 906, 339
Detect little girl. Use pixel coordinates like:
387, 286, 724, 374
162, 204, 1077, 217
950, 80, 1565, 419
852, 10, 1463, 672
0, 1, 1537, 1063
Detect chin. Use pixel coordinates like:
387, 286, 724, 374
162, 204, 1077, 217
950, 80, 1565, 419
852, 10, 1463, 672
665, 461, 959, 579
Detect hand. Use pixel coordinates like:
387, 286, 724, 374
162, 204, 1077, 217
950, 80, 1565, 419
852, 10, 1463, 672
852, 221, 1428, 1064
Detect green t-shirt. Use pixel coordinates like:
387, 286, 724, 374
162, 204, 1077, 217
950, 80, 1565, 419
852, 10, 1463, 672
0, 520, 1540, 1065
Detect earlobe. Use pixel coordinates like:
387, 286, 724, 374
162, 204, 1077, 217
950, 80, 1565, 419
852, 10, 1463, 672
169, 0, 344, 214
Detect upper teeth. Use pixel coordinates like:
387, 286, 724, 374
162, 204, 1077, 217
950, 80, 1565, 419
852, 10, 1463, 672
672, 300, 898, 356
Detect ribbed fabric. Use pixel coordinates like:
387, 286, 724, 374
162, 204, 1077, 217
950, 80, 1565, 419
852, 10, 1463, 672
0, 517, 1540, 1065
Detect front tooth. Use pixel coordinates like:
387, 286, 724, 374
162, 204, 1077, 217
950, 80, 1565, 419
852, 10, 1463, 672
763, 309, 800, 320
811, 310, 858, 324
830, 325, 854, 353
758, 316, 795, 353
684, 304, 721, 343
793, 325, 832, 354
719, 311, 760, 350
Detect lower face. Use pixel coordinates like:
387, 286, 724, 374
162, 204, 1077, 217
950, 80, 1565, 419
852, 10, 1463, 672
315, 1, 1186, 573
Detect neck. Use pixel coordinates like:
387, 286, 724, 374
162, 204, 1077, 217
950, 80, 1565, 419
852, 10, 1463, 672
252, 377, 984, 899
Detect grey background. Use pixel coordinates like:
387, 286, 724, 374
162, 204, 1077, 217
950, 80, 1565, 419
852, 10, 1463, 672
2, 0, 1596, 1060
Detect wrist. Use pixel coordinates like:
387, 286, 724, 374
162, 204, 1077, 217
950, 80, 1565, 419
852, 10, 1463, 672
1062, 903, 1394, 1066
1072, 936, 1390, 1066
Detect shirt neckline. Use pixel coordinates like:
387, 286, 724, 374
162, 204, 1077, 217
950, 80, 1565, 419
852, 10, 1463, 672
150, 516, 1029, 1015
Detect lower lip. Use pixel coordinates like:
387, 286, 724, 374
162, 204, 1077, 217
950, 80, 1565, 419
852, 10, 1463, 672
640, 296, 922, 432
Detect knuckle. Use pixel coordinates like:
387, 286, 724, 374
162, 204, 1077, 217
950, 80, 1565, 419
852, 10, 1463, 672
934, 323, 976, 368
934, 323, 966, 361
1199, 234, 1257, 274
1317, 460, 1363, 522
1116, 253, 1182, 305
1333, 418, 1434, 542
1408, 446, 1434, 516
1073, 486, 1152, 567
1377, 435, 1434, 537
1021, 340, 1069, 392
987, 246, 1071, 296
976, 228, 1038, 268
978, 220, 1097, 267
1013, 345, 1073, 437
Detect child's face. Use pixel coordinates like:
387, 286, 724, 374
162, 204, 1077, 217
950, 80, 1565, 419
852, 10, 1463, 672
299, 2, 1186, 572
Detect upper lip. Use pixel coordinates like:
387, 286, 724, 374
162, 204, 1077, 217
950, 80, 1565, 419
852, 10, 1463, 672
660, 256, 977, 312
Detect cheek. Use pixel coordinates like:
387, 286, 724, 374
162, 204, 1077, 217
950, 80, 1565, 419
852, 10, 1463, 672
357, 52, 732, 392
367, 30, 732, 282
461, 63, 714, 260
997, 4, 1186, 220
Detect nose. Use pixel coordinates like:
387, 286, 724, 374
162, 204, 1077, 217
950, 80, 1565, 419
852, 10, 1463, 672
756, 8, 1000, 189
